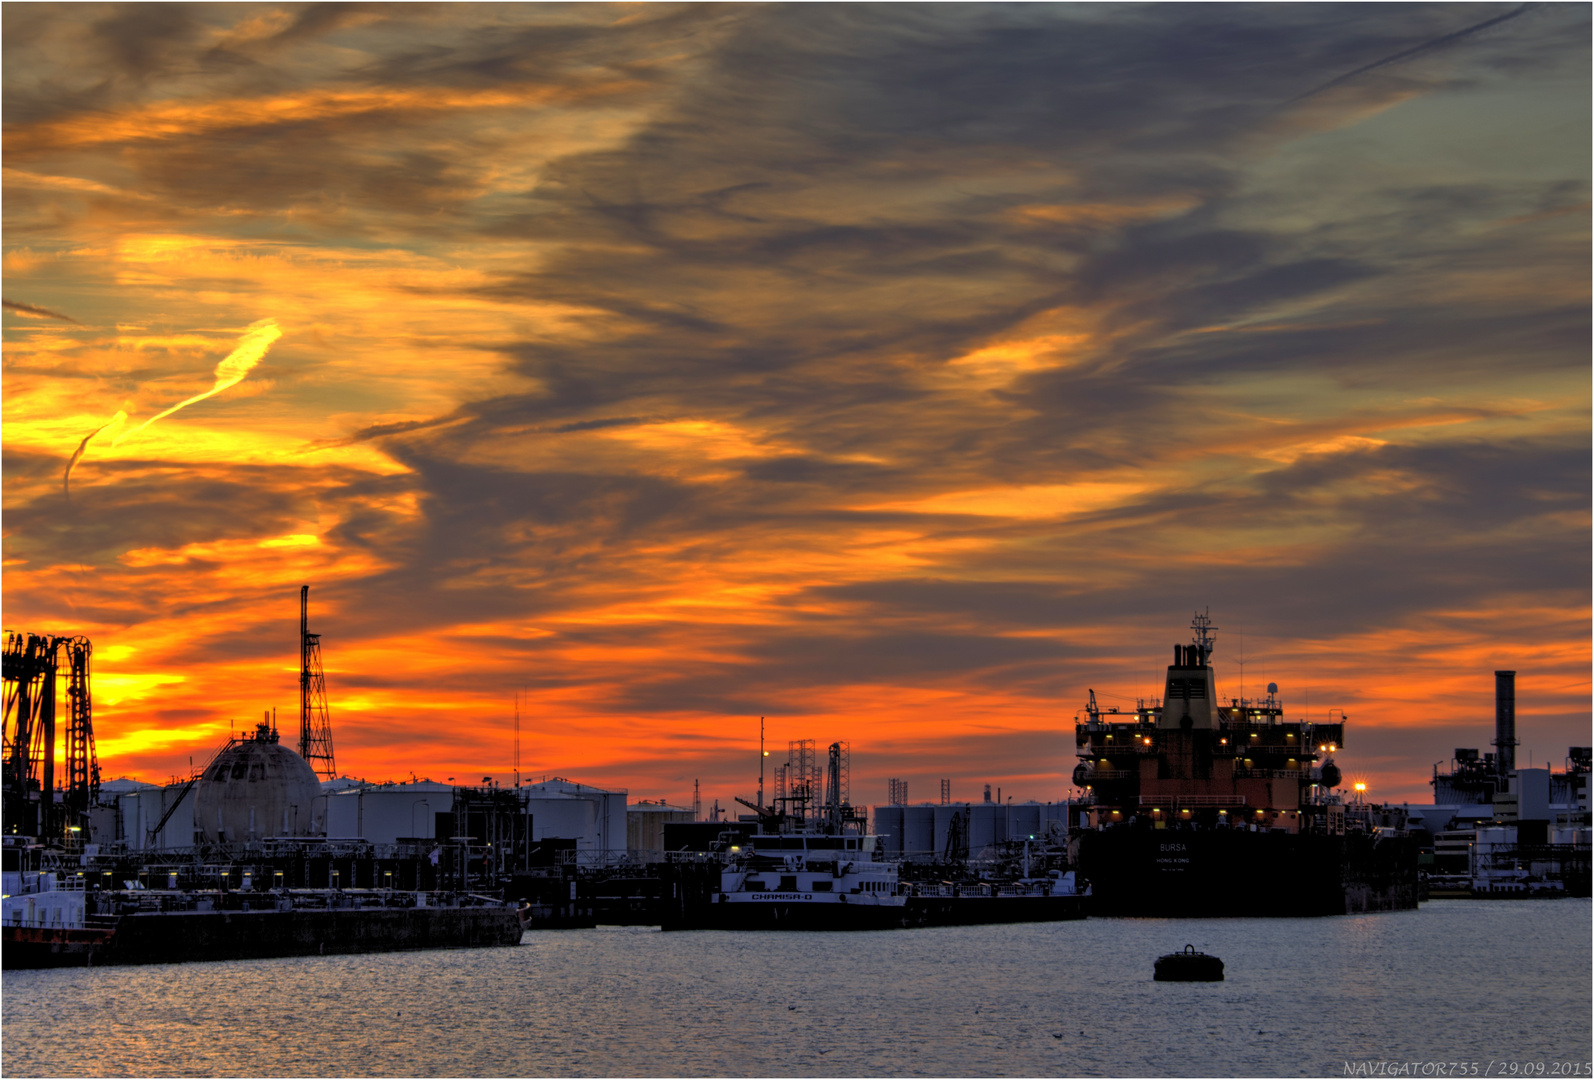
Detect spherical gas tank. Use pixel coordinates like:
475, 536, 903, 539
194, 723, 323, 843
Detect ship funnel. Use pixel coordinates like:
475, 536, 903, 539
1493, 670, 1516, 776
1160, 638, 1217, 730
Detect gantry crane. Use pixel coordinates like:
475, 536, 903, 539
3, 632, 98, 841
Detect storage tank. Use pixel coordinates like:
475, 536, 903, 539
872, 805, 905, 857
325, 782, 453, 843
967, 803, 1003, 852
902, 805, 936, 859
193, 722, 323, 843
1008, 802, 1043, 842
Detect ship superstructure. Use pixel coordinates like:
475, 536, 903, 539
1074, 611, 1344, 834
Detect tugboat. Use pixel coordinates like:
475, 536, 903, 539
1072, 612, 1419, 917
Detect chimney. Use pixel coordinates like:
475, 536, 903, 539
1493, 670, 1517, 776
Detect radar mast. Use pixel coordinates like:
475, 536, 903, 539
1191, 608, 1218, 664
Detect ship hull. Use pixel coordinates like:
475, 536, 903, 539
1, 924, 118, 968
659, 878, 1087, 930
1077, 828, 1419, 917
2, 906, 524, 969
662, 894, 908, 931
902, 893, 1085, 926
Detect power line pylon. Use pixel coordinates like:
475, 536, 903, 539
298, 586, 336, 780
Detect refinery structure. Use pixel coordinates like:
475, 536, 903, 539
1402, 671, 1590, 896
3, 600, 1590, 963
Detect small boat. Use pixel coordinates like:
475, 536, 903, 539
1154, 944, 1224, 981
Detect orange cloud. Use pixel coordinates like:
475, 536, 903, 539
6, 82, 645, 154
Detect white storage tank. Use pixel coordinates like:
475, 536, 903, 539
873, 805, 905, 857
520, 778, 627, 854
324, 782, 453, 843
902, 805, 936, 858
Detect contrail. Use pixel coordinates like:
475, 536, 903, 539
113, 318, 282, 446
62, 411, 127, 498
1291, 4, 1530, 103
3, 298, 81, 324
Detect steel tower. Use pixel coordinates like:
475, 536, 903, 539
298, 586, 336, 780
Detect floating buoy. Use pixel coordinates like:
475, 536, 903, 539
1154, 944, 1224, 981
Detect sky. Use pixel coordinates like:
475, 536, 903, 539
3, 2, 1588, 809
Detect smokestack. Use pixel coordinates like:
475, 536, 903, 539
1493, 670, 1517, 776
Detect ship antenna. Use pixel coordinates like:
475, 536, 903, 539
1191, 608, 1218, 664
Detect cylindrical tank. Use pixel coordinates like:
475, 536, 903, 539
1009, 802, 1042, 842
873, 805, 905, 857
194, 723, 323, 843
967, 802, 999, 851
902, 805, 936, 858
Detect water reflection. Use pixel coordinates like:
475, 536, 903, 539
5, 900, 1589, 1077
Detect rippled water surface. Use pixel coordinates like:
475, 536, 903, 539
4, 899, 1589, 1077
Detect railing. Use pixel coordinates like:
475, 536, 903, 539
1233, 768, 1313, 780
1137, 795, 1248, 808
1083, 769, 1136, 780
1103, 738, 1158, 751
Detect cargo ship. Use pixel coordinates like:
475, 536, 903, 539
1071, 613, 1419, 916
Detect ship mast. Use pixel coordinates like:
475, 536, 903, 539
1191, 608, 1218, 665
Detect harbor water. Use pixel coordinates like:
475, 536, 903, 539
4, 899, 1589, 1077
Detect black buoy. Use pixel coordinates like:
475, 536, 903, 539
1154, 944, 1224, 981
